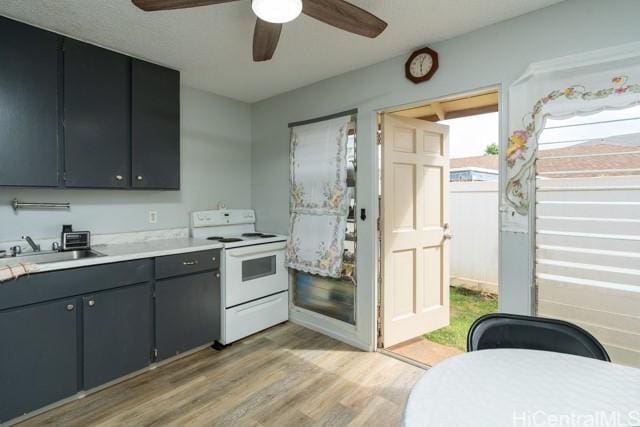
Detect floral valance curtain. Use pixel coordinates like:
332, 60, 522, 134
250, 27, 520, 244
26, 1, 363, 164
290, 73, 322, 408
503, 42, 640, 232
285, 115, 351, 277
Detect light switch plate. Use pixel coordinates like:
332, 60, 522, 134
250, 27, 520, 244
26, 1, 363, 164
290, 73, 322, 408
148, 210, 158, 224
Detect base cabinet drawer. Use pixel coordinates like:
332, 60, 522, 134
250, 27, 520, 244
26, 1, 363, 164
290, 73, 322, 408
83, 283, 152, 389
155, 249, 220, 279
0, 299, 78, 423
155, 271, 220, 361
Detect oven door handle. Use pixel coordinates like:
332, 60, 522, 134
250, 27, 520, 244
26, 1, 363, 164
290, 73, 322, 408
227, 249, 279, 258
226, 242, 286, 258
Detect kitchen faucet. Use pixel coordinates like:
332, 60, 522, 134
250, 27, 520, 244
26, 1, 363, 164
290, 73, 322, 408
22, 235, 41, 252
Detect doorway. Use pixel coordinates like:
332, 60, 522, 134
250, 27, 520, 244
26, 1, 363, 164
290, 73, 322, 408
377, 89, 499, 366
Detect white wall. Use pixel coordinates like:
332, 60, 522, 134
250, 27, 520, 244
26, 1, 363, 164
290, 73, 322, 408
0, 86, 252, 242
251, 0, 640, 350
450, 182, 499, 287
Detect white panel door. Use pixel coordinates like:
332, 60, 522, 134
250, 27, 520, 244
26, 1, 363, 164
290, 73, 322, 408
381, 114, 450, 348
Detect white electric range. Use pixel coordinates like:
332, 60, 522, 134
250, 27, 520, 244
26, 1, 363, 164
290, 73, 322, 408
190, 209, 289, 345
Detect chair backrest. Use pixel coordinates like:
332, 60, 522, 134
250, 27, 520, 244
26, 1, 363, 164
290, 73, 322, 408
467, 313, 610, 362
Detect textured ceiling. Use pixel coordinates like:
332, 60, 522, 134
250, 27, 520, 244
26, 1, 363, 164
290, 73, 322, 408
0, 0, 562, 102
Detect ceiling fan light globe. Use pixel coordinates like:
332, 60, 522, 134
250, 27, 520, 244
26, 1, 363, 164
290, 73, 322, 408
252, 0, 302, 24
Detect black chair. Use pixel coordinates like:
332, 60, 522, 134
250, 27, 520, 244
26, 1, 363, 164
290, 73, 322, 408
467, 313, 610, 362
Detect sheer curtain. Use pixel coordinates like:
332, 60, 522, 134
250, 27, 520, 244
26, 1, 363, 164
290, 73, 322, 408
285, 115, 351, 278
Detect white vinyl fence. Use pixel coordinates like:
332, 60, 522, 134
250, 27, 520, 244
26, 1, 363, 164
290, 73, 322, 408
536, 175, 640, 368
450, 181, 499, 293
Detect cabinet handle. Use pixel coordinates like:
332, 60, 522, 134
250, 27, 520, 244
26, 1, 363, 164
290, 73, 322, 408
136, 175, 143, 181
183, 260, 198, 266
115, 175, 123, 181
66, 304, 75, 311
215, 272, 221, 278
88, 300, 96, 307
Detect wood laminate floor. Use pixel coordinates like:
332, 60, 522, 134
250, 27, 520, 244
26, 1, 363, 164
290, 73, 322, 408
20, 322, 424, 427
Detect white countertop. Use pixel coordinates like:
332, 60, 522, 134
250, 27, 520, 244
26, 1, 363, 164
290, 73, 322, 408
404, 349, 640, 427
0, 238, 223, 275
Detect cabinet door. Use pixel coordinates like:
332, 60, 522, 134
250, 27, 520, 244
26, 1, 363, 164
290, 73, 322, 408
0, 299, 78, 423
132, 59, 180, 189
63, 39, 130, 188
0, 16, 60, 187
156, 271, 220, 361
83, 284, 152, 389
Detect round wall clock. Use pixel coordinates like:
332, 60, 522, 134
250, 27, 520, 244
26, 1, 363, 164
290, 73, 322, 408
405, 47, 439, 84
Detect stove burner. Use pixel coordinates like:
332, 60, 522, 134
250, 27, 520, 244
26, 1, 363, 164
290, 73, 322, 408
259, 234, 277, 238
206, 236, 224, 241
242, 233, 263, 237
219, 238, 243, 243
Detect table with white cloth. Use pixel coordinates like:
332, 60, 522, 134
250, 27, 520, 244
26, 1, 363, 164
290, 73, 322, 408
404, 349, 640, 427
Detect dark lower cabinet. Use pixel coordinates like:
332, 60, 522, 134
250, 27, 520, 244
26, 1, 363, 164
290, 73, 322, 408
63, 39, 130, 188
0, 16, 60, 187
156, 271, 220, 361
0, 252, 219, 423
82, 284, 152, 389
0, 299, 78, 423
132, 59, 180, 190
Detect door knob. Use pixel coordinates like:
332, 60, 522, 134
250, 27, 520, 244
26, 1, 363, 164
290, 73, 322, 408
115, 175, 123, 181
66, 304, 75, 311
88, 300, 96, 307
444, 231, 453, 240
136, 175, 143, 181
215, 272, 221, 278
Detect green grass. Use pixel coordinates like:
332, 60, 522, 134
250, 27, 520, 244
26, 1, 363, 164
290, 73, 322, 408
424, 286, 497, 351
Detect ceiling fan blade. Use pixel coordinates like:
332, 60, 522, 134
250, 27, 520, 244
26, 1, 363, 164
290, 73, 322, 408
253, 18, 283, 62
132, 0, 240, 12
302, 0, 387, 38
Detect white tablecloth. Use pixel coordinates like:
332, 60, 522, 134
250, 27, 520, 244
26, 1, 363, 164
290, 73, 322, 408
404, 349, 640, 427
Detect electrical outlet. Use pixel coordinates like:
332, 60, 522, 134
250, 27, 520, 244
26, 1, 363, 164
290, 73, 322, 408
148, 210, 158, 224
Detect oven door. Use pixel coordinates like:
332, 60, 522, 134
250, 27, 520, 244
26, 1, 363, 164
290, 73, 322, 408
224, 241, 288, 308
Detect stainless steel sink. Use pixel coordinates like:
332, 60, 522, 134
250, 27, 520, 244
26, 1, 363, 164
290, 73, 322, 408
10, 249, 106, 265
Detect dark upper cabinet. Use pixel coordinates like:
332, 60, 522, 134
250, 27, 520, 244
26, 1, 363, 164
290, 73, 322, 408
63, 39, 130, 188
82, 284, 152, 389
132, 59, 180, 190
0, 17, 60, 187
156, 271, 220, 361
0, 298, 78, 423
0, 18, 181, 190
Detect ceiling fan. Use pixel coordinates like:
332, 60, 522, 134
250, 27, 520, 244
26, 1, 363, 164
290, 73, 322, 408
132, 0, 387, 62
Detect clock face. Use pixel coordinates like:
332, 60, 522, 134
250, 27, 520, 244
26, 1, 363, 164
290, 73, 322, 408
405, 47, 438, 83
409, 53, 433, 78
